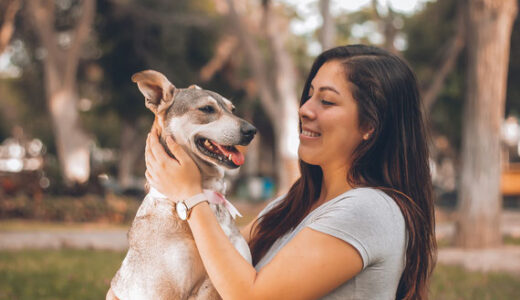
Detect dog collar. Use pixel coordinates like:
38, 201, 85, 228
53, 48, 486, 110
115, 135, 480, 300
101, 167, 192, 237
176, 189, 242, 221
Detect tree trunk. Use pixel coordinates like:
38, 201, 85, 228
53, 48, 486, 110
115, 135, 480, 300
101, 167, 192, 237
263, 1, 300, 194
372, 0, 398, 54
47, 87, 91, 184
0, 0, 20, 55
319, 0, 336, 50
223, 0, 300, 195
27, 0, 95, 185
118, 121, 145, 189
456, 0, 518, 248
422, 1, 466, 113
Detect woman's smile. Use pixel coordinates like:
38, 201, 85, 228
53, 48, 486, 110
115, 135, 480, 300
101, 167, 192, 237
300, 127, 322, 140
297, 60, 364, 167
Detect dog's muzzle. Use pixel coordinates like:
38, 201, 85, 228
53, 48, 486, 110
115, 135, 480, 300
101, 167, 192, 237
239, 122, 257, 145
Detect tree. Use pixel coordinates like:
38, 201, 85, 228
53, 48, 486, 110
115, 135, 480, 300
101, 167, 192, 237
26, 0, 96, 185
0, 0, 20, 55
221, 0, 300, 194
319, 0, 336, 50
93, 0, 225, 190
456, 0, 518, 248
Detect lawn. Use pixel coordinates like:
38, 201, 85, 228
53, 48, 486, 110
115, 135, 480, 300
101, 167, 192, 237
0, 249, 519, 300
0, 249, 124, 300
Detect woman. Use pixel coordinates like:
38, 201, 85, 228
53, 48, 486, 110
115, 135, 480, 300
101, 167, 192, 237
145, 44, 437, 299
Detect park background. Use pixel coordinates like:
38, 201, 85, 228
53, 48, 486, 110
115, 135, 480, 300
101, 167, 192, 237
1, 0, 520, 299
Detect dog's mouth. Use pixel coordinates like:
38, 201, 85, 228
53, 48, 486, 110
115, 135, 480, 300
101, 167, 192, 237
196, 137, 244, 168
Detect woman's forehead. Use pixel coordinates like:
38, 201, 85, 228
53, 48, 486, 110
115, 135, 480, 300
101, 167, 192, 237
310, 61, 349, 94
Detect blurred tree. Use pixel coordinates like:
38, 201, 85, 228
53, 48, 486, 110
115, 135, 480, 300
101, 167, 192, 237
221, 0, 300, 194
371, 0, 399, 54
319, 0, 335, 50
0, 0, 20, 55
403, 0, 467, 151
92, 0, 225, 190
26, 0, 96, 186
456, 0, 518, 248
403, 0, 466, 115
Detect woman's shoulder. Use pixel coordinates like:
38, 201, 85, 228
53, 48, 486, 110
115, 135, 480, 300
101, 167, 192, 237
308, 187, 407, 269
316, 187, 404, 225
330, 187, 397, 207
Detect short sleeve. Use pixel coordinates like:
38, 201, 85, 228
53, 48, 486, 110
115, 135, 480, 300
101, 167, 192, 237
307, 188, 405, 270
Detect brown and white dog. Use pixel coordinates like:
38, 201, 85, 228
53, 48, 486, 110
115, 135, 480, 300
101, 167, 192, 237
107, 70, 256, 300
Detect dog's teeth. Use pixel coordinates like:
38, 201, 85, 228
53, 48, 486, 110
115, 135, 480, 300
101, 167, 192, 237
228, 154, 232, 160
204, 140, 210, 146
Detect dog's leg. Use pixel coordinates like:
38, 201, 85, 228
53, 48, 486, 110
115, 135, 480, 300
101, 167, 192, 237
191, 278, 221, 300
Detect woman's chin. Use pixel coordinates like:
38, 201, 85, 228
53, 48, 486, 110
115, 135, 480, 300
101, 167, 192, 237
298, 150, 322, 166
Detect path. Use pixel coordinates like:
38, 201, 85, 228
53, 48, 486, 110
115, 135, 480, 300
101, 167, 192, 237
1, 208, 520, 275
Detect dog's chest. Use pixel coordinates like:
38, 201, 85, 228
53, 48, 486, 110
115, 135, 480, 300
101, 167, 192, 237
112, 193, 251, 299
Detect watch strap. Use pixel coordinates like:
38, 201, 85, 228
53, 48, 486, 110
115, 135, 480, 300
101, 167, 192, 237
184, 193, 209, 210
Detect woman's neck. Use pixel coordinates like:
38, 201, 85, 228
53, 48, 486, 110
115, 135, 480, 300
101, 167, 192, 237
317, 161, 354, 205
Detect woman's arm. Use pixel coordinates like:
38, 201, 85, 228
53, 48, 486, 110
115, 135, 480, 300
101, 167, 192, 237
188, 202, 363, 300
145, 132, 363, 300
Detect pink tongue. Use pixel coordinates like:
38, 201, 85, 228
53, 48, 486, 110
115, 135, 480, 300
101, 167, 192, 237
211, 142, 245, 165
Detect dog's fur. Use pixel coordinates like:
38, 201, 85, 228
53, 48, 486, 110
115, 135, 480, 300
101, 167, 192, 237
108, 70, 255, 300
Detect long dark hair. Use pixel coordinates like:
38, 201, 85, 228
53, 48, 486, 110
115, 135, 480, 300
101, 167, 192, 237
249, 45, 437, 300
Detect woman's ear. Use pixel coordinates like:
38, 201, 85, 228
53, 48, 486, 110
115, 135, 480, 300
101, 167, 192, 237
362, 127, 375, 140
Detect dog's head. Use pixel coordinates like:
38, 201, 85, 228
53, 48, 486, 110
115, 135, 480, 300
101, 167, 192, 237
132, 70, 256, 172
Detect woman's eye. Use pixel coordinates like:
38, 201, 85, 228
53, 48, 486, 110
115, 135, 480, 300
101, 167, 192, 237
321, 100, 334, 106
199, 106, 215, 113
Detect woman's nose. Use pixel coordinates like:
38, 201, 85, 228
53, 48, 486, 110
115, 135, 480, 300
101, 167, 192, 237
299, 99, 316, 120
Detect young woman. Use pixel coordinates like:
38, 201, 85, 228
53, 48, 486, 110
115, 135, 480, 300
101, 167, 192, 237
144, 44, 437, 299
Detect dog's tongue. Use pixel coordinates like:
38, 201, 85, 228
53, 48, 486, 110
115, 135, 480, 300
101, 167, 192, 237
211, 142, 245, 165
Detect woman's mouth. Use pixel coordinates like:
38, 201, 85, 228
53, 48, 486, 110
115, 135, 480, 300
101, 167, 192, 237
300, 129, 321, 138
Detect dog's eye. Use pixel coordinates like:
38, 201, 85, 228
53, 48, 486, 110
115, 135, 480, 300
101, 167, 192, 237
199, 106, 215, 113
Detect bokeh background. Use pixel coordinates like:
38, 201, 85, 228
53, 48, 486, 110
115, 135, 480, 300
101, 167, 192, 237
0, 0, 520, 299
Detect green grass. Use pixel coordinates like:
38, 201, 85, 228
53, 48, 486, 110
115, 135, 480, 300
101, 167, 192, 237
430, 264, 520, 300
1, 249, 520, 300
0, 249, 125, 300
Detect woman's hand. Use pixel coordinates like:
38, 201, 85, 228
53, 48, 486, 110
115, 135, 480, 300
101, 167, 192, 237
145, 128, 202, 201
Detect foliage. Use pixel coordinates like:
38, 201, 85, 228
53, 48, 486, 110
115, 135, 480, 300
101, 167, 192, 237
1, 0, 520, 192
402, 0, 466, 150
0, 193, 139, 223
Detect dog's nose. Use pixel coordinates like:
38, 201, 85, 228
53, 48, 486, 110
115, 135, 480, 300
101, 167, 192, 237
241, 123, 257, 137
239, 122, 257, 145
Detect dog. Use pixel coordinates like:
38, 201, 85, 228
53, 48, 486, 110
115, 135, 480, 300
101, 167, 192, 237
107, 70, 256, 300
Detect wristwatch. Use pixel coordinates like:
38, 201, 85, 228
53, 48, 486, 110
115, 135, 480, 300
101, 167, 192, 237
175, 193, 209, 220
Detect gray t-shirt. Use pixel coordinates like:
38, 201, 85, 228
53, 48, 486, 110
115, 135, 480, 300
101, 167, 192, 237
254, 187, 407, 300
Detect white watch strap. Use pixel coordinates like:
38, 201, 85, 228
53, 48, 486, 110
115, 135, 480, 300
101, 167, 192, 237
184, 193, 208, 210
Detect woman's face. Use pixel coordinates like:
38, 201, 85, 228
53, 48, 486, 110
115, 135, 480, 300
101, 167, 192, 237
298, 60, 366, 168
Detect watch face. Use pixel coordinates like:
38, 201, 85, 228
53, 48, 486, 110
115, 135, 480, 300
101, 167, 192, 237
176, 202, 188, 220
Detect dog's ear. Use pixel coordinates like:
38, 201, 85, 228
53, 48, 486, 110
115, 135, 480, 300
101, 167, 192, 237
132, 70, 176, 114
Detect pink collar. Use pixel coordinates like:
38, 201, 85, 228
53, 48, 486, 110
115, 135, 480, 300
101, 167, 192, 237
202, 189, 242, 219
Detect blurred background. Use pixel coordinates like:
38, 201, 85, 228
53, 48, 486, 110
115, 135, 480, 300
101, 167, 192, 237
0, 0, 519, 299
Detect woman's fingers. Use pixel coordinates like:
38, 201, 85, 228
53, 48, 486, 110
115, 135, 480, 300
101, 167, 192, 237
145, 170, 158, 189
149, 131, 179, 165
165, 136, 190, 164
